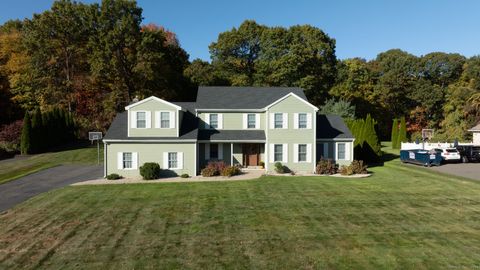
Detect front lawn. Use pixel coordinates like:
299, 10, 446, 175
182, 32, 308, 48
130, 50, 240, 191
0, 143, 103, 185
1, 159, 480, 269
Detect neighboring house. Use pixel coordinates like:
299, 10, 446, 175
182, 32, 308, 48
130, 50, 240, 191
103, 87, 355, 177
469, 122, 480, 145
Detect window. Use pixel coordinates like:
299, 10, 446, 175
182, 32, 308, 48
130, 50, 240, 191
298, 144, 307, 162
298, 113, 307, 129
247, 114, 256, 129
210, 144, 218, 159
338, 143, 346, 160
274, 144, 283, 162
209, 114, 218, 129
168, 152, 178, 169
123, 152, 132, 169
160, 112, 170, 128
274, 113, 283, 129
136, 112, 146, 128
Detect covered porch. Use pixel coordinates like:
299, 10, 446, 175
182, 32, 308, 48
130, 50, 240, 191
197, 129, 266, 171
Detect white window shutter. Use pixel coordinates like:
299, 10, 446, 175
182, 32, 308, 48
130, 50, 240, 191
283, 144, 288, 163
283, 113, 288, 129
243, 114, 247, 129
218, 144, 223, 160
306, 144, 312, 162
170, 111, 176, 129
163, 152, 169, 168
269, 113, 275, 129
132, 152, 138, 169
131, 111, 137, 128
205, 144, 210, 160
345, 143, 350, 160
205, 113, 210, 129
255, 114, 260, 129
307, 113, 312, 129
218, 114, 223, 129
269, 144, 274, 162
145, 112, 151, 128
293, 144, 299, 163
178, 152, 184, 169
117, 152, 123, 169
154, 111, 160, 128
293, 113, 299, 129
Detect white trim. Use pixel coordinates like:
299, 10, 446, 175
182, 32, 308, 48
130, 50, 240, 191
205, 113, 211, 129
194, 143, 197, 175
269, 113, 275, 129
282, 143, 288, 163
243, 114, 248, 129
269, 144, 275, 162
132, 152, 138, 169
197, 140, 265, 143
313, 112, 316, 172
131, 111, 137, 129
293, 113, 299, 129
145, 111, 151, 129
264, 92, 319, 111
196, 108, 265, 113
230, 143, 233, 166
255, 113, 260, 129
163, 152, 169, 168
170, 111, 175, 129
306, 143, 312, 163
178, 152, 184, 169
217, 114, 223, 129
282, 113, 288, 129
103, 139, 197, 142
103, 142, 107, 177
125, 96, 182, 110
306, 113, 312, 129
117, 152, 123, 170
316, 138, 355, 141
265, 113, 269, 171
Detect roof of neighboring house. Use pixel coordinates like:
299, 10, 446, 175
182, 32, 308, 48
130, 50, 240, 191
195, 86, 308, 109
316, 114, 354, 140
469, 123, 480, 131
103, 111, 198, 141
173, 102, 196, 112
198, 129, 266, 142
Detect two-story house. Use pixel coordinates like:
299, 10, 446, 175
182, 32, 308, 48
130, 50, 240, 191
103, 86, 355, 177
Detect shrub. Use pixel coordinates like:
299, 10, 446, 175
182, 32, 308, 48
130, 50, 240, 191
106, 173, 122, 180
350, 160, 368, 174
220, 166, 241, 177
201, 167, 217, 177
180, 173, 189, 178
274, 162, 284, 173
20, 112, 32, 155
0, 120, 23, 145
140, 162, 161, 180
316, 158, 337, 175
339, 165, 354, 176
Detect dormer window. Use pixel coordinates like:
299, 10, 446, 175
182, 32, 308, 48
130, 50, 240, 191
160, 112, 170, 128
136, 112, 146, 128
209, 114, 218, 129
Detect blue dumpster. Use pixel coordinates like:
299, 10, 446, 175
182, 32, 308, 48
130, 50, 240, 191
400, 149, 442, 167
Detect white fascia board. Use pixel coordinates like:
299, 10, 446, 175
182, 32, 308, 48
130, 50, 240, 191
103, 139, 197, 143
316, 138, 355, 142
197, 140, 265, 143
125, 96, 182, 110
264, 92, 319, 111
195, 108, 265, 113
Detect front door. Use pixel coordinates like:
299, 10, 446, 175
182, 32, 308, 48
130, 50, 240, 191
243, 144, 259, 166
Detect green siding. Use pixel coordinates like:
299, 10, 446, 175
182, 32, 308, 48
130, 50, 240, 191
128, 99, 179, 137
198, 112, 265, 130
106, 142, 196, 177
267, 95, 317, 173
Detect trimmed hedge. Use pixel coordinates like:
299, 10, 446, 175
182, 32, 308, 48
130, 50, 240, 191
140, 162, 161, 180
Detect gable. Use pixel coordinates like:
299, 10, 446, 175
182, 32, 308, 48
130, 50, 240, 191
267, 94, 318, 112
125, 96, 181, 111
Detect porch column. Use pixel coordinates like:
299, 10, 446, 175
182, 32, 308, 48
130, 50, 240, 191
231, 143, 233, 166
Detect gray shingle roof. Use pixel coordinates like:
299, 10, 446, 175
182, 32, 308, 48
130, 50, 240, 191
195, 86, 307, 109
317, 114, 354, 139
104, 112, 198, 141
198, 130, 265, 141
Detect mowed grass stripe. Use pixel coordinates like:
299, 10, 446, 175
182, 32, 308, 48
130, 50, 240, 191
1, 164, 480, 268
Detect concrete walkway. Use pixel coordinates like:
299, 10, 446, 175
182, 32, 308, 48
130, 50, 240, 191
0, 165, 102, 212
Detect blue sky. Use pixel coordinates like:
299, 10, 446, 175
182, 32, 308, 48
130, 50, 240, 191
1, 0, 479, 61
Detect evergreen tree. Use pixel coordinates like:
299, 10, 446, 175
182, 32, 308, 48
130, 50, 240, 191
398, 116, 408, 146
391, 118, 399, 149
20, 112, 32, 154
346, 114, 382, 163
31, 108, 43, 153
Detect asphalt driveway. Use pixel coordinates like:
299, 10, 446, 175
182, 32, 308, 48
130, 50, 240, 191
0, 165, 102, 212
429, 163, 480, 181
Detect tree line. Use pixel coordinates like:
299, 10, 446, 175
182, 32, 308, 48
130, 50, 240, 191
1, 0, 480, 149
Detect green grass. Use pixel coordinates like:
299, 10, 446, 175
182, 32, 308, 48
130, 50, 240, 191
1, 152, 480, 269
0, 144, 103, 185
